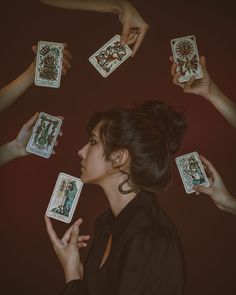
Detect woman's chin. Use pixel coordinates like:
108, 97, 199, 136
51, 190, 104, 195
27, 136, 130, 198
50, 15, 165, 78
80, 174, 91, 183
80, 174, 86, 182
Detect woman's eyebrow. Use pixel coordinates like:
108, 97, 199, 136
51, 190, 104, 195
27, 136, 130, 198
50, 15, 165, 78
89, 132, 97, 139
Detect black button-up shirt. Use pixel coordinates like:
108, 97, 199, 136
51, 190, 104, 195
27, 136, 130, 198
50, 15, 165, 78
62, 190, 185, 295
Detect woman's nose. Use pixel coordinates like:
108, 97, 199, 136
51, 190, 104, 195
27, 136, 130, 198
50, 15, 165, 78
78, 144, 88, 159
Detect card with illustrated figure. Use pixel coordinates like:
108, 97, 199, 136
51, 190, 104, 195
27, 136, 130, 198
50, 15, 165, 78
26, 112, 62, 158
175, 151, 210, 194
46, 173, 83, 223
35, 41, 64, 88
171, 35, 203, 83
89, 34, 132, 78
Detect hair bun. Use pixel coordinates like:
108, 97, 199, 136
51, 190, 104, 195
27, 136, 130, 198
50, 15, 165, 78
138, 100, 187, 155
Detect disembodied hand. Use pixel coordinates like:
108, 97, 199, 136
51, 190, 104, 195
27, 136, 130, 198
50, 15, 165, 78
170, 56, 214, 97
13, 112, 39, 157
12, 113, 63, 157
119, 1, 149, 56
193, 155, 236, 215
28, 43, 72, 77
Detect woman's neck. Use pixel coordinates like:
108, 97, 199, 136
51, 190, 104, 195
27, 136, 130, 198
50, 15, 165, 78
101, 177, 137, 217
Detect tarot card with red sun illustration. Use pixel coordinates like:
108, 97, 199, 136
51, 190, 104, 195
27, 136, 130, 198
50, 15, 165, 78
171, 35, 203, 83
89, 34, 132, 78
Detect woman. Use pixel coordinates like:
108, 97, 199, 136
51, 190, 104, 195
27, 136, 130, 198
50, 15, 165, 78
45, 100, 187, 295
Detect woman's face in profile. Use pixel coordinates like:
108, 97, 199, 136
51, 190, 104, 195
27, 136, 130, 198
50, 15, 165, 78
78, 122, 113, 185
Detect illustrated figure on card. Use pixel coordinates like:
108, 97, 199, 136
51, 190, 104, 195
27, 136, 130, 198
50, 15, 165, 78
26, 112, 62, 158
182, 155, 205, 185
63, 181, 78, 217
51, 179, 78, 217
39, 44, 61, 81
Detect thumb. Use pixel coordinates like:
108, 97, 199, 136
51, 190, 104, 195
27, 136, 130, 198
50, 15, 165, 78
193, 184, 211, 196
32, 45, 37, 54
70, 224, 79, 246
25, 112, 39, 129
199, 56, 206, 67
121, 23, 130, 45
183, 76, 195, 93
199, 56, 208, 73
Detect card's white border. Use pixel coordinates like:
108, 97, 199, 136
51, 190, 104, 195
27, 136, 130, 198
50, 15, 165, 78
26, 112, 62, 158
89, 34, 132, 78
46, 172, 83, 223
34, 41, 64, 88
175, 151, 210, 194
170, 35, 203, 82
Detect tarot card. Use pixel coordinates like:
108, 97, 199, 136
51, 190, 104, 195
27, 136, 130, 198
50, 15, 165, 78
35, 41, 64, 88
171, 35, 203, 83
175, 151, 209, 194
89, 34, 132, 78
26, 112, 62, 158
46, 173, 83, 223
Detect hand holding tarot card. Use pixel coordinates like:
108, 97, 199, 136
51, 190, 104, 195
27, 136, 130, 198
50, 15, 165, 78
35, 41, 64, 88
171, 35, 203, 83
46, 173, 83, 223
26, 112, 62, 158
89, 34, 132, 78
175, 151, 210, 194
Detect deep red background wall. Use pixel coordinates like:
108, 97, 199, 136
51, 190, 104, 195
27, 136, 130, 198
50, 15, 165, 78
0, 1, 236, 294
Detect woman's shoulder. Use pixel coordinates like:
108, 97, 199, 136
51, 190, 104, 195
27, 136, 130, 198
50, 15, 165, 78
133, 218, 179, 252
125, 218, 184, 275
130, 195, 182, 254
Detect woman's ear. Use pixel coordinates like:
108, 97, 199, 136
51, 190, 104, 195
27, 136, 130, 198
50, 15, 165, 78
110, 149, 130, 168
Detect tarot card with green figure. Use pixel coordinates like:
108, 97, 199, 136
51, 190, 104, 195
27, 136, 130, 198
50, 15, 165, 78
46, 173, 83, 223
26, 112, 62, 158
175, 151, 210, 194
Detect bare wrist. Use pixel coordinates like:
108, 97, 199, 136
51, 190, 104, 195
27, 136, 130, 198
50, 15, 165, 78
24, 63, 35, 84
7, 140, 21, 159
111, 0, 129, 14
227, 194, 236, 213
65, 269, 82, 283
204, 82, 221, 102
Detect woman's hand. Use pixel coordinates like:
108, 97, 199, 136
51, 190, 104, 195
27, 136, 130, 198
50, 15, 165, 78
45, 216, 90, 282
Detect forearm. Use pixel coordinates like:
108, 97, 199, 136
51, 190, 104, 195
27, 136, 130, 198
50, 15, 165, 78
0, 67, 34, 112
40, 0, 129, 14
225, 194, 236, 215
0, 140, 21, 166
205, 83, 236, 128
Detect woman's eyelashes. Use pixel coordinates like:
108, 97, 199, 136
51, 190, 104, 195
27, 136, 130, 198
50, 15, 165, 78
89, 138, 97, 145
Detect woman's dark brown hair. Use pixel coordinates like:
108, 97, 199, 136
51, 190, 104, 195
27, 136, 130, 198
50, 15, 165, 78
87, 100, 187, 193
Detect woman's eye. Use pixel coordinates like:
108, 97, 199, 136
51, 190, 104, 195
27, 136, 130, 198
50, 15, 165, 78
89, 139, 96, 145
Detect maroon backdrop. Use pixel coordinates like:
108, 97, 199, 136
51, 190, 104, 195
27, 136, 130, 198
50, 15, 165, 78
0, 1, 236, 294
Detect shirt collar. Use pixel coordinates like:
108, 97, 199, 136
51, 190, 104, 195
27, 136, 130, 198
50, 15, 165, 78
101, 190, 156, 242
